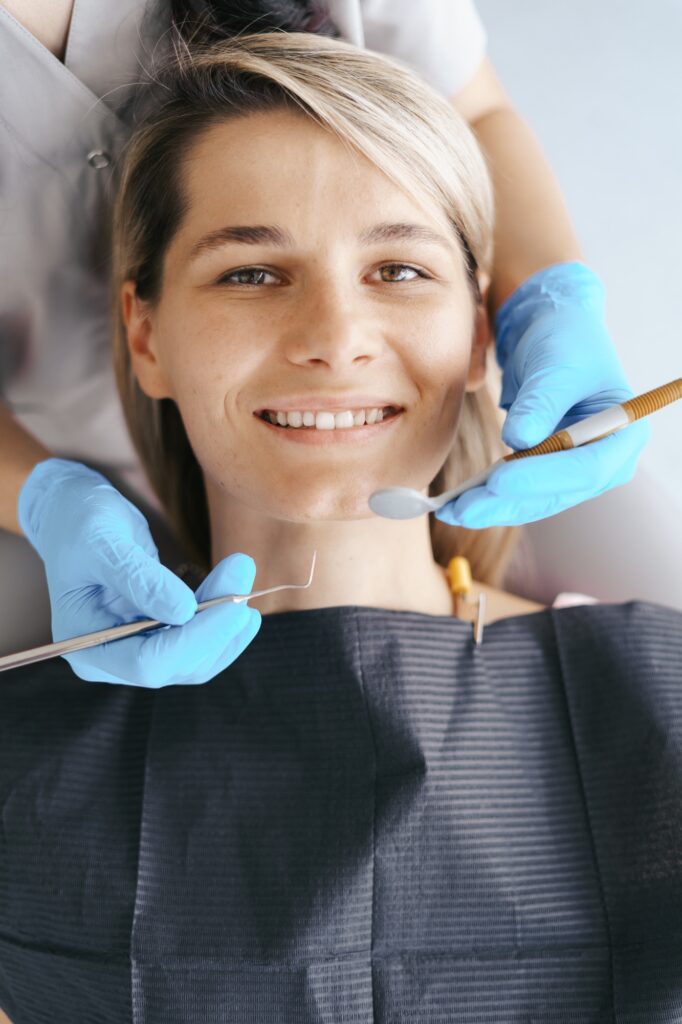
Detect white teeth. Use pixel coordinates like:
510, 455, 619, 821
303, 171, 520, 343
334, 411, 355, 429
263, 406, 398, 429
315, 411, 336, 430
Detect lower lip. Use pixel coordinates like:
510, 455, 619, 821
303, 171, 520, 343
254, 411, 403, 444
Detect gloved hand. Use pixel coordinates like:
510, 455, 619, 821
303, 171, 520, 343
18, 458, 261, 686
436, 261, 651, 529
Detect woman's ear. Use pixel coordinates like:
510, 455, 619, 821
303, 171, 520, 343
121, 281, 174, 399
464, 272, 491, 394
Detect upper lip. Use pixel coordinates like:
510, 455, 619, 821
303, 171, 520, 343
256, 396, 404, 413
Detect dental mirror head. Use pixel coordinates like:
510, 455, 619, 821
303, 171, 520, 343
368, 487, 439, 519
369, 463, 499, 520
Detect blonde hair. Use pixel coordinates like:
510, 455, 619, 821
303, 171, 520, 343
112, 30, 519, 585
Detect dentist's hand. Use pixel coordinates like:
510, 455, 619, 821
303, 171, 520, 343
18, 458, 261, 685
436, 262, 651, 529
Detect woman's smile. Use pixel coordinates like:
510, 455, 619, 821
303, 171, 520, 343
254, 405, 404, 444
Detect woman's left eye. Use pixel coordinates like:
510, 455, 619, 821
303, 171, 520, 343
373, 263, 428, 283
217, 268, 277, 286
215, 263, 429, 286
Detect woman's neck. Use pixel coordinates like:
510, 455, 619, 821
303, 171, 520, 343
206, 484, 455, 618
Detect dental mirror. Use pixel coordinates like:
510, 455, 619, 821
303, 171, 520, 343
370, 375, 682, 520
369, 465, 497, 520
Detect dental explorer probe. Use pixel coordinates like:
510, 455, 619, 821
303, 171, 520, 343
0, 552, 317, 674
369, 377, 682, 520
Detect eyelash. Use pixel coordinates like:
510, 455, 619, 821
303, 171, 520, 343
215, 263, 431, 287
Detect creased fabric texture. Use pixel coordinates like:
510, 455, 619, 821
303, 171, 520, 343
1, 600, 681, 1023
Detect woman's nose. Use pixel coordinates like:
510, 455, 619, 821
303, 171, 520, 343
282, 284, 383, 370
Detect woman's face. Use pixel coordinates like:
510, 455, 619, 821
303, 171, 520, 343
125, 109, 489, 521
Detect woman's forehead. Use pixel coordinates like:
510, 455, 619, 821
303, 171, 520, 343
175, 112, 458, 256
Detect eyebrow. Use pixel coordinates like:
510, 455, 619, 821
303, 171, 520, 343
188, 221, 456, 260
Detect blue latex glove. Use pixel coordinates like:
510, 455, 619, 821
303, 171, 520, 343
18, 458, 261, 686
436, 261, 651, 529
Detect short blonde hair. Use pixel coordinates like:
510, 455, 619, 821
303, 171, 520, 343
112, 30, 519, 584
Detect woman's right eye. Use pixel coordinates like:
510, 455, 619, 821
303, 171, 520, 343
216, 267, 278, 287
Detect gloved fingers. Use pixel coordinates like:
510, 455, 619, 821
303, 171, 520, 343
501, 361, 634, 450
435, 482, 601, 530
166, 552, 261, 682
435, 421, 649, 530
126, 510, 162, 561
140, 603, 261, 686
177, 552, 261, 682
200, 606, 262, 682
602, 451, 641, 489
66, 553, 259, 686
90, 534, 198, 626
65, 599, 252, 685
488, 419, 651, 499
138, 553, 260, 685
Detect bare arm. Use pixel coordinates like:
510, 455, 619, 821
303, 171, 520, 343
450, 57, 583, 315
0, 403, 51, 534
0, 0, 75, 59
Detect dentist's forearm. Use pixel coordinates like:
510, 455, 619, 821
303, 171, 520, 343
449, 58, 583, 315
469, 107, 583, 315
0, 402, 51, 534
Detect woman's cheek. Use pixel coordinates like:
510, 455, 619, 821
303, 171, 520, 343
408, 333, 471, 400
167, 327, 237, 395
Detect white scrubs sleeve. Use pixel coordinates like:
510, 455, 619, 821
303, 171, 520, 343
359, 0, 487, 98
0, 2, 166, 503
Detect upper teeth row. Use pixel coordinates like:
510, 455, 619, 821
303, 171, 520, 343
264, 408, 390, 429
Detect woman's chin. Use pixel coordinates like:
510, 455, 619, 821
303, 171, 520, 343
258, 483, 388, 522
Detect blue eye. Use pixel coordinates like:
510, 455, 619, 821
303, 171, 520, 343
215, 263, 430, 287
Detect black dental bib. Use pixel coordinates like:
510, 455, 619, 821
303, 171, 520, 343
1, 601, 682, 1023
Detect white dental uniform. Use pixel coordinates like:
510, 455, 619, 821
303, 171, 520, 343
0, 0, 488, 653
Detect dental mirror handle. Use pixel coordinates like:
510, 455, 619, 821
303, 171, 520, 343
434, 377, 682, 511
0, 594, 262, 673
500, 378, 681, 462
434, 461, 506, 508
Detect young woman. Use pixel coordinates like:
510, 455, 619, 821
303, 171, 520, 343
1, 0, 649, 683
0, 30, 678, 1024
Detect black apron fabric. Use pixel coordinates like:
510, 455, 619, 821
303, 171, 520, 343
1, 600, 681, 1023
